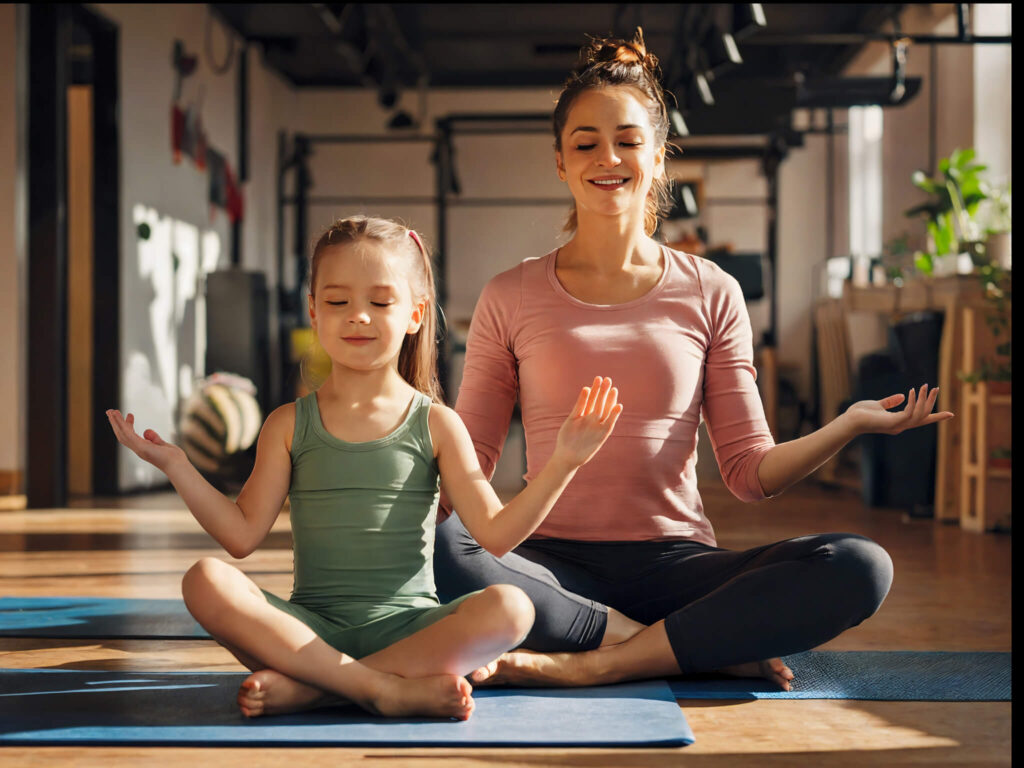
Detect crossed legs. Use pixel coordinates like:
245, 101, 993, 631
180, 557, 535, 719
435, 516, 893, 690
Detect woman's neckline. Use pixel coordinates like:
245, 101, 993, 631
310, 390, 421, 450
547, 243, 671, 310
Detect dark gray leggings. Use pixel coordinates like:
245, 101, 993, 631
433, 513, 894, 674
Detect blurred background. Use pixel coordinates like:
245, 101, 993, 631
0, 3, 1012, 533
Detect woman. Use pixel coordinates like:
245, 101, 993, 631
434, 29, 952, 690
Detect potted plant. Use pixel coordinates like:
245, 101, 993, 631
978, 181, 1011, 270
989, 447, 1011, 471
904, 147, 989, 276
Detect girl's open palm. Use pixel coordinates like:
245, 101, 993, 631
554, 377, 623, 468
106, 409, 186, 472
845, 383, 954, 436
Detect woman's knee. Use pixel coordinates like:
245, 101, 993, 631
821, 534, 894, 615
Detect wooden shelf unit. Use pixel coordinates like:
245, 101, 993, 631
959, 305, 1012, 532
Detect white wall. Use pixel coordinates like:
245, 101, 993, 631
0, 4, 20, 481
89, 3, 291, 490
973, 4, 1012, 188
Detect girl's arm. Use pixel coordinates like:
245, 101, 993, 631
432, 376, 623, 557
755, 384, 953, 497
106, 404, 294, 558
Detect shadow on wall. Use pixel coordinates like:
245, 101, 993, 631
120, 204, 221, 489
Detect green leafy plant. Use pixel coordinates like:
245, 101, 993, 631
978, 181, 1012, 236
904, 147, 990, 275
990, 447, 1011, 461
957, 256, 1011, 384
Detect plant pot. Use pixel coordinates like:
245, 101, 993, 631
987, 380, 1012, 396
986, 231, 1012, 270
989, 457, 1011, 471
931, 253, 959, 277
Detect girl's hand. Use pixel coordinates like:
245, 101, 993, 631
106, 409, 187, 473
552, 377, 623, 469
844, 383, 954, 436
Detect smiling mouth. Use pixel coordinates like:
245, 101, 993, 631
588, 177, 630, 189
342, 337, 375, 344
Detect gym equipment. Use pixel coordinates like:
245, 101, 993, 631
178, 372, 262, 477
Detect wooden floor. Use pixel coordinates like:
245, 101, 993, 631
0, 474, 1011, 767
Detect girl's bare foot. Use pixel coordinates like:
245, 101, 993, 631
239, 668, 475, 721
715, 657, 794, 691
371, 673, 475, 720
469, 649, 587, 688
238, 669, 335, 717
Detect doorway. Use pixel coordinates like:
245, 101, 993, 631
26, 4, 119, 507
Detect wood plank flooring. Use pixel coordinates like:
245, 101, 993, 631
0, 476, 1011, 766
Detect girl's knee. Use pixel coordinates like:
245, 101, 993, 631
181, 557, 234, 614
477, 584, 536, 642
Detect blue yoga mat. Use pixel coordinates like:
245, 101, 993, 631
0, 669, 693, 747
668, 650, 1011, 701
0, 596, 207, 639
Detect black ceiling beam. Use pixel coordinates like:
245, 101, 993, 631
743, 33, 1011, 45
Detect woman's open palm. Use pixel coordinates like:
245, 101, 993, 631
845, 383, 954, 436
106, 410, 185, 472
554, 376, 624, 468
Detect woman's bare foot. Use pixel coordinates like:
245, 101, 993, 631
371, 673, 475, 720
238, 669, 335, 717
715, 657, 794, 691
469, 649, 588, 688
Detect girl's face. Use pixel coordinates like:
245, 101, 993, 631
555, 86, 666, 225
308, 241, 426, 374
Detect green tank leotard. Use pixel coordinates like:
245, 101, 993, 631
261, 390, 475, 659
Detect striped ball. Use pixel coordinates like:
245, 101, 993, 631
179, 376, 262, 474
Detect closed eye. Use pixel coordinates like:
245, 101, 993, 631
326, 301, 348, 306
575, 142, 642, 150
371, 302, 392, 307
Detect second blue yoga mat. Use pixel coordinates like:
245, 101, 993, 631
0, 669, 693, 747
0, 596, 207, 639
668, 650, 1011, 701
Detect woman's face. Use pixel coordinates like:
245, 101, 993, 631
555, 86, 666, 225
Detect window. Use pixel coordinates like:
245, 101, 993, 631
847, 105, 884, 261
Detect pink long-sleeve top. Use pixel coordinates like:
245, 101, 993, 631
446, 245, 776, 546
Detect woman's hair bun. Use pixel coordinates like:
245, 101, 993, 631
575, 27, 661, 80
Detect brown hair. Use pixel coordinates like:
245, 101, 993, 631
553, 27, 672, 236
308, 215, 442, 402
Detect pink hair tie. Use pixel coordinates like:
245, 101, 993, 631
408, 229, 426, 257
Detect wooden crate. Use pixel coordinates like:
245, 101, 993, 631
959, 305, 1012, 532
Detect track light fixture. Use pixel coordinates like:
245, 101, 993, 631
731, 4, 767, 41
668, 107, 690, 137
702, 24, 743, 75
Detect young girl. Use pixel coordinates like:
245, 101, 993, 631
107, 215, 622, 721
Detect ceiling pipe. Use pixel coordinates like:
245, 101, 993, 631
743, 33, 1010, 45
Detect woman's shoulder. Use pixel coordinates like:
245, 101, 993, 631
481, 251, 554, 294
664, 246, 744, 303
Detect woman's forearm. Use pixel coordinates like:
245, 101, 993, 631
755, 411, 861, 498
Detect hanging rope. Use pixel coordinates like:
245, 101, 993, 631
205, 9, 237, 75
